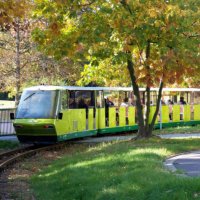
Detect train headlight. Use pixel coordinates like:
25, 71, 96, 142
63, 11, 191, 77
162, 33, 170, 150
44, 125, 54, 129
15, 125, 23, 128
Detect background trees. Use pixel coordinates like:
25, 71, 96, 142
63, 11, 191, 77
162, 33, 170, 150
0, 0, 33, 104
0, 0, 82, 105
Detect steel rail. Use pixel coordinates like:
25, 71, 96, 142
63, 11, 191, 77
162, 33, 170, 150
0, 145, 34, 159
0, 142, 71, 173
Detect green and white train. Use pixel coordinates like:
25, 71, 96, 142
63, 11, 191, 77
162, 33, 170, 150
11, 86, 200, 144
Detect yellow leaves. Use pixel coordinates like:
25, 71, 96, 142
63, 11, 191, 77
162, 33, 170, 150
123, 45, 130, 52
110, 0, 121, 3
154, 20, 161, 28
149, 9, 157, 18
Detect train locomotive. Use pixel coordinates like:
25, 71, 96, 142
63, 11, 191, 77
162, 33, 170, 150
11, 86, 200, 144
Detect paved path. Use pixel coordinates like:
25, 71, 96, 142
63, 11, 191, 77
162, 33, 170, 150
79, 133, 200, 143
1, 133, 200, 177
0, 135, 18, 141
164, 151, 200, 177
1, 133, 200, 143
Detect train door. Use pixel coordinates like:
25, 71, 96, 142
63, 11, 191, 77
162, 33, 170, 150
69, 90, 96, 131
55, 90, 71, 136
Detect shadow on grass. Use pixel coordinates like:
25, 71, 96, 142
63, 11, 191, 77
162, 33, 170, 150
31, 138, 200, 200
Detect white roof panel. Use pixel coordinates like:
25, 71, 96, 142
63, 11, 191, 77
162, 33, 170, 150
23, 85, 200, 92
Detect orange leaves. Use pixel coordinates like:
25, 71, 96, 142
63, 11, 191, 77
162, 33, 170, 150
185, 67, 195, 75
1, 0, 30, 19
0, 0, 32, 31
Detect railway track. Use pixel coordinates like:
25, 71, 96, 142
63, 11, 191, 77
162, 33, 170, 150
0, 133, 133, 174
0, 142, 71, 173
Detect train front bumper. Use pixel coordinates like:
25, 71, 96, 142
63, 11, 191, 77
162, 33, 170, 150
13, 119, 57, 144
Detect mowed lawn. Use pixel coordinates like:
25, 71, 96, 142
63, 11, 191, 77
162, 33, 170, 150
31, 138, 200, 200
153, 125, 200, 135
0, 140, 19, 149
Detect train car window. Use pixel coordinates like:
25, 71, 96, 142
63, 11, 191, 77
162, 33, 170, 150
96, 91, 104, 108
194, 92, 200, 104
119, 91, 125, 107
163, 91, 174, 105
69, 91, 76, 108
119, 91, 131, 107
150, 91, 157, 105
75, 91, 95, 108
60, 90, 68, 110
173, 95, 178, 104
104, 91, 118, 107
68, 91, 95, 109
186, 92, 191, 104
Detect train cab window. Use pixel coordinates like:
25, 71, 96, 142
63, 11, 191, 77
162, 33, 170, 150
16, 90, 58, 119
60, 90, 68, 110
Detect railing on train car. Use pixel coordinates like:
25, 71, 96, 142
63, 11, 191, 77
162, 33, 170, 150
104, 103, 200, 130
0, 108, 16, 136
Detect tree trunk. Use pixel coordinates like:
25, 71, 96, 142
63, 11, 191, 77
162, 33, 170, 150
144, 86, 150, 137
148, 81, 164, 137
144, 40, 151, 137
126, 59, 145, 137
126, 40, 164, 139
15, 22, 21, 106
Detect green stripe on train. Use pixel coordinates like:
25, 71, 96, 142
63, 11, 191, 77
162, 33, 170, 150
57, 130, 97, 141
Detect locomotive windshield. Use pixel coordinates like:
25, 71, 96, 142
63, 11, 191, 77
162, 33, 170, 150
16, 90, 58, 119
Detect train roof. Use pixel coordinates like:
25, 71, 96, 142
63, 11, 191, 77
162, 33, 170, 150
23, 85, 200, 92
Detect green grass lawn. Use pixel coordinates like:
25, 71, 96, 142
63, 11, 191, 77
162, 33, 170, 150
0, 140, 19, 150
153, 125, 200, 135
31, 138, 200, 200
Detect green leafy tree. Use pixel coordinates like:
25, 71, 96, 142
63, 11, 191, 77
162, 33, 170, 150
32, 0, 200, 138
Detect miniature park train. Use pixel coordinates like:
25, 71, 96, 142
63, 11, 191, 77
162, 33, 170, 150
11, 86, 200, 144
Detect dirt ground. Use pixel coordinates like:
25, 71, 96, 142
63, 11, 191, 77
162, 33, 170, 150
0, 143, 88, 200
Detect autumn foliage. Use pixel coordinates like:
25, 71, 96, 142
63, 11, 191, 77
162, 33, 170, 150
2, 0, 200, 137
